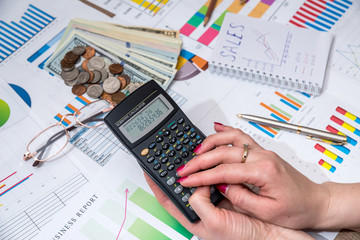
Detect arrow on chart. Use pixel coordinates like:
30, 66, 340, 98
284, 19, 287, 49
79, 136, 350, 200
116, 188, 129, 240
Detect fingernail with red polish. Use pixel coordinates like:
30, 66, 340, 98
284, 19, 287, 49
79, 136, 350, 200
194, 144, 202, 153
214, 122, 223, 125
177, 176, 188, 182
176, 164, 186, 172
216, 184, 228, 194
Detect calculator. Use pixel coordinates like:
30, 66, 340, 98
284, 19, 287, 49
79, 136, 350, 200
104, 80, 224, 223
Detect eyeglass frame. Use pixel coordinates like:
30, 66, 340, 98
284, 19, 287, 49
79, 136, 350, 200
23, 98, 115, 167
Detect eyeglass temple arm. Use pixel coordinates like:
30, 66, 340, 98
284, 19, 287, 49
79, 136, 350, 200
32, 111, 106, 166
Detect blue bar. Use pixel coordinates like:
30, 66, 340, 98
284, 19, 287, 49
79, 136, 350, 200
329, 166, 336, 173
317, 15, 335, 25
331, 144, 350, 155
271, 113, 286, 122
298, 91, 311, 98
65, 106, 76, 113
180, 49, 195, 61
0, 55, 5, 60
326, 2, 346, 12
12, 21, 34, 36
354, 129, 360, 137
21, 16, 42, 30
321, 11, 338, 21
0, 32, 22, 46
339, 0, 352, 5
314, 20, 331, 29
20, 21, 38, 34
331, 1, 349, 10
0, 26, 26, 42
0, 177, 30, 197
0, 48, 9, 56
1, 21, 30, 39
0, 42, 13, 53
346, 136, 357, 146
280, 99, 299, 111
27, 29, 64, 63
324, 7, 342, 17
305, 21, 325, 31
27, 8, 52, 24
54, 116, 70, 127
24, 12, 46, 27
29, 4, 55, 20
249, 121, 275, 138
76, 96, 89, 105
0, 37, 17, 50
195, 11, 205, 19
355, 118, 360, 125
38, 55, 51, 69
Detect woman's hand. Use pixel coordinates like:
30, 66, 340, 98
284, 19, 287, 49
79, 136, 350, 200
176, 123, 329, 229
144, 173, 313, 240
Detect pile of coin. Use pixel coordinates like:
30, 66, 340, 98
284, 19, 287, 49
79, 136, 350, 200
60, 45, 139, 104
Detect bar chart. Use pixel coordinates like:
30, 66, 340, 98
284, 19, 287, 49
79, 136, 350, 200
0, 4, 55, 63
175, 49, 208, 81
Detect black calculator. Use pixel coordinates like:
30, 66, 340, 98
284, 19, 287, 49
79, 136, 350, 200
104, 80, 223, 223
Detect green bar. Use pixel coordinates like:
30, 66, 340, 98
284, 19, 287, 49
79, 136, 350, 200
99, 199, 136, 226
286, 94, 304, 105
188, 15, 204, 27
79, 219, 115, 240
128, 218, 171, 240
128, 187, 193, 239
270, 104, 292, 118
211, 23, 221, 31
213, 11, 228, 27
198, 5, 208, 15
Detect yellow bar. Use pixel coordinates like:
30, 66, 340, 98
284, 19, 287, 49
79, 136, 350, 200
321, 161, 332, 171
204, 0, 223, 8
0, 204, 3, 207
0, 184, 5, 189
343, 122, 356, 132
176, 56, 187, 70
248, 2, 270, 18
345, 112, 357, 121
227, 0, 246, 13
324, 149, 337, 160
131, 0, 143, 4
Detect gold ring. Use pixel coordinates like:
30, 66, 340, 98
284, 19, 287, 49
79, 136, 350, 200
242, 144, 249, 163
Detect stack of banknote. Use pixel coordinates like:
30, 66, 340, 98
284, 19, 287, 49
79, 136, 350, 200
45, 18, 182, 90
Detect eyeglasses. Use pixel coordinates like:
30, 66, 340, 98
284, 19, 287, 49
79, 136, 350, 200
23, 99, 114, 167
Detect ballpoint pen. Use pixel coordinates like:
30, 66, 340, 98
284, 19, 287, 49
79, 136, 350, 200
237, 114, 347, 145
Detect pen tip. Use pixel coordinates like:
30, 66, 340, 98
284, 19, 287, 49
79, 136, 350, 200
237, 114, 243, 118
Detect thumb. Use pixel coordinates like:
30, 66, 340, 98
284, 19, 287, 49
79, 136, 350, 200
189, 186, 221, 222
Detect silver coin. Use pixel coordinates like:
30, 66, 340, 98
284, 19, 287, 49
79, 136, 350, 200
103, 77, 121, 94
61, 68, 79, 81
61, 65, 75, 72
103, 57, 112, 68
99, 68, 108, 84
64, 78, 78, 86
88, 56, 105, 70
76, 71, 90, 84
73, 46, 86, 56
91, 70, 102, 83
87, 84, 103, 98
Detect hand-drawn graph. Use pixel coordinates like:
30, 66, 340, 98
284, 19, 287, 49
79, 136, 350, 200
252, 29, 279, 62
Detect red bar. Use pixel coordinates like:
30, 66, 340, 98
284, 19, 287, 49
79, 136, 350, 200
336, 107, 347, 115
319, 0, 327, 4
293, 15, 306, 24
315, 143, 326, 153
304, 3, 321, 14
0, 171, 17, 183
331, 115, 344, 125
326, 125, 339, 134
289, 19, 305, 28
300, 7, 317, 18
318, 159, 325, 165
308, 0, 326, 10
297, 11, 315, 22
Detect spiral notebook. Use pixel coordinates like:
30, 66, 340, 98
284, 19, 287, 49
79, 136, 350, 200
209, 13, 333, 95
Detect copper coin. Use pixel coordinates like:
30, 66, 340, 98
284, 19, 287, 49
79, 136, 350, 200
117, 76, 127, 90
87, 71, 94, 83
64, 51, 79, 64
109, 63, 124, 74
101, 92, 113, 102
83, 46, 96, 59
82, 59, 90, 71
119, 73, 130, 85
61, 59, 75, 69
71, 84, 87, 96
111, 91, 126, 104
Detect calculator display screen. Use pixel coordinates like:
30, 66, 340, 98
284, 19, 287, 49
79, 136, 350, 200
120, 95, 172, 143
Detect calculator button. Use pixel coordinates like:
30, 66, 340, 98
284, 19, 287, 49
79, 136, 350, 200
183, 125, 191, 131
160, 170, 168, 178
147, 156, 155, 163
189, 145, 196, 152
190, 187, 196, 194
189, 205, 194, 211
181, 151, 190, 158
169, 137, 176, 144
161, 156, 169, 164
154, 149, 162, 156
174, 185, 183, 194
170, 124, 178, 130
196, 139, 203, 145
168, 150, 176, 157
167, 164, 175, 171
163, 130, 170, 136
176, 131, 184, 138
174, 157, 182, 164
156, 136, 163, 143
190, 132, 197, 138
175, 144, 183, 151
177, 118, 185, 124
148, 142, 156, 149
162, 143, 170, 150
141, 148, 149, 156
210, 186, 215, 194
182, 193, 191, 202
153, 163, 161, 170
167, 177, 176, 185
183, 138, 190, 145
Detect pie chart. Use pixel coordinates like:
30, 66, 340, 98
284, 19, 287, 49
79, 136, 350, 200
0, 99, 10, 127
